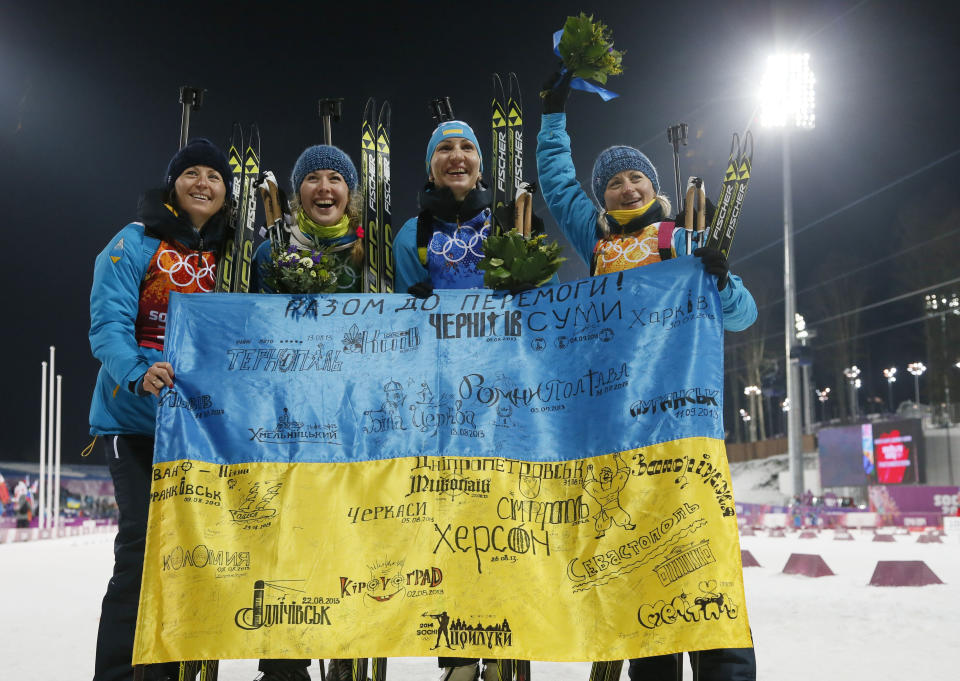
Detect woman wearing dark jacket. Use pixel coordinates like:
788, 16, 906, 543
88, 138, 231, 681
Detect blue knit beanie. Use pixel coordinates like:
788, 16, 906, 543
425, 120, 483, 176
164, 138, 233, 192
591, 146, 660, 207
291, 144, 358, 192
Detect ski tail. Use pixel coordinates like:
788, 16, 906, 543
371, 657, 387, 681
588, 660, 622, 681
351, 658, 368, 681
491, 74, 508, 220
703, 133, 741, 252
215, 123, 245, 292
507, 72, 524, 202
361, 98, 379, 294
376, 101, 393, 293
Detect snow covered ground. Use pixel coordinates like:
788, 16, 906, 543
5, 460, 959, 681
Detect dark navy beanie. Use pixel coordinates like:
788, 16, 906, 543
291, 145, 358, 192
591, 146, 660, 207
164, 138, 233, 192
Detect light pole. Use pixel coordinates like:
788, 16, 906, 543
795, 313, 816, 434
761, 53, 815, 499
744, 385, 761, 442
816, 386, 831, 422
924, 292, 958, 424
907, 362, 926, 405
883, 367, 897, 413
844, 365, 861, 420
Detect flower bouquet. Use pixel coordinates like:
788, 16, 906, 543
263, 244, 339, 294
478, 231, 565, 292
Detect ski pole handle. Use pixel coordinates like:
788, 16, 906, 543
318, 98, 343, 146
178, 86, 205, 150
430, 97, 455, 123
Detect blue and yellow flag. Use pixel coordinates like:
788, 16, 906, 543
133, 256, 751, 664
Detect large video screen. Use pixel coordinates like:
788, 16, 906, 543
818, 419, 923, 487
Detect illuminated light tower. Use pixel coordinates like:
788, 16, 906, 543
795, 313, 816, 434
924, 292, 959, 424
744, 385, 762, 442
906, 362, 926, 405
816, 386, 831, 422
882, 367, 897, 413
843, 365, 861, 419
761, 52, 815, 499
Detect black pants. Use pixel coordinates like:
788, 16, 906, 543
93, 435, 178, 681
628, 648, 756, 681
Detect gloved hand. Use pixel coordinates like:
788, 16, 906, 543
541, 70, 573, 114
407, 279, 434, 299
693, 246, 729, 291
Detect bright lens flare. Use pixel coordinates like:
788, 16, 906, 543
760, 53, 816, 129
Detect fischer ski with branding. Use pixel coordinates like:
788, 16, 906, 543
704, 131, 753, 258
214, 123, 245, 292
376, 101, 393, 293
506, 72, 524, 201
361, 98, 380, 293
491, 74, 509, 215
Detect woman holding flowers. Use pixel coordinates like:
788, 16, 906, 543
88, 138, 232, 681
535, 15, 757, 681
249, 143, 361, 681
252, 144, 363, 295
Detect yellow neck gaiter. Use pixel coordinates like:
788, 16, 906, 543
607, 198, 657, 226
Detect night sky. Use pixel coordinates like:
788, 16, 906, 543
2, 0, 958, 463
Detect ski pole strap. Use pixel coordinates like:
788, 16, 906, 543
416, 210, 432, 265
552, 31, 619, 101
659, 222, 677, 261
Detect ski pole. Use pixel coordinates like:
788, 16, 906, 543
178, 86, 205, 150
430, 96, 455, 124
318, 98, 343, 146
683, 176, 705, 253
666, 122, 688, 211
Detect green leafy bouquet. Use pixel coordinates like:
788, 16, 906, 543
479, 231, 566, 291
556, 13, 624, 84
263, 244, 338, 294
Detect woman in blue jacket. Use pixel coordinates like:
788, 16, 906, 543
394, 119, 493, 297
536, 74, 756, 332
88, 138, 231, 681
536, 74, 757, 681
251, 144, 363, 295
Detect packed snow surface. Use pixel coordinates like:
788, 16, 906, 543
4, 457, 958, 680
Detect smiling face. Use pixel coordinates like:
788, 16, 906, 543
173, 165, 227, 229
299, 169, 350, 226
603, 170, 656, 211
429, 137, 481, 201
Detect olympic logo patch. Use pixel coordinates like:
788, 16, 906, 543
157, 249, 216, 291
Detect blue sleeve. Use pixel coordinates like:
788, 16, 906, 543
536, 113, 601, 268
394, 216, 427, 293
88, 224, 153, 393
672, 228, 757, 332
251, 240, 275, 294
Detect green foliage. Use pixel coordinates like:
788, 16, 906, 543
557, 13, 624, 84
478, 231, 566, 291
